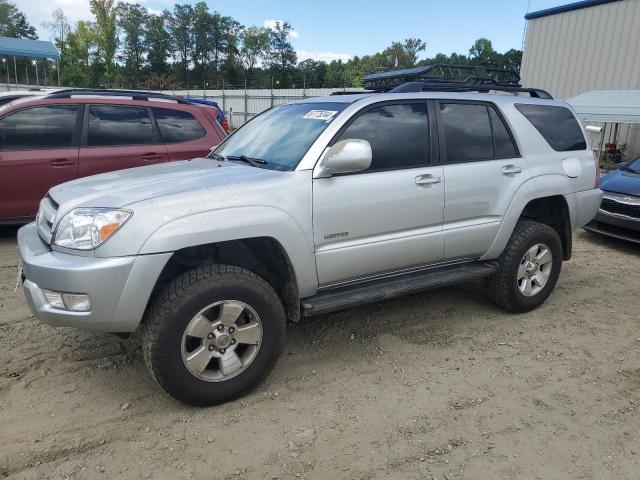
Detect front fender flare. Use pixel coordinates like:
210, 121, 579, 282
139, 206, 318, 297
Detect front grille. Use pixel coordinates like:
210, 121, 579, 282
36, 194, 59, 244
601, 197, 640, 219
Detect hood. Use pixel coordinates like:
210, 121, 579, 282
49, 158, 284, 210
600, 167, 640, 196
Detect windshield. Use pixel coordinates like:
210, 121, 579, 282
214, 102, 348, 170
622, 157, 640, 174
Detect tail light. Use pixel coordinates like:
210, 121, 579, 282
221, 118, 230, 133
593, 150, 600, 188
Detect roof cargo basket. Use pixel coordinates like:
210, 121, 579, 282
363, 64, 552, 99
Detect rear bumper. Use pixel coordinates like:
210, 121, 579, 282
566, 189, 603, 230
18, 222, 171, 332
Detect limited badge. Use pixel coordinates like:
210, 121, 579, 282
303, 110, 338, 121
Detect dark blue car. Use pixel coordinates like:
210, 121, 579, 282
584, 157, 640, 243
184, 97, 230, 133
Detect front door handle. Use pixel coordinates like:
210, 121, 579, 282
415, 174, 442, 186
501, 165, 522, 175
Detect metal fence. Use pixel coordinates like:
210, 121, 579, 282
155, 87, 364, 128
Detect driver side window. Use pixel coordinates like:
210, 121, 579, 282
335, 103, 429, 172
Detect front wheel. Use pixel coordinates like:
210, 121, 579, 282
141, 264, 286, 406
487, 220, 563, 312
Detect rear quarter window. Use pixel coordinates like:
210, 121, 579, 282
153, 108, 206, 143
515, 104, 586, 152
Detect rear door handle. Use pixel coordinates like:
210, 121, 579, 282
141, 152, 163, 162
501, 165, 522, 175
415, 174, 442, 186
50, 158, 74, 167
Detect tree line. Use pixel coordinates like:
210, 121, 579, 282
0, 0, 522, 90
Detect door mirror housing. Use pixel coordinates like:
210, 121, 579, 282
315, 139, 372, 178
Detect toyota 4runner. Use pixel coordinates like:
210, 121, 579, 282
17, 69, 602, 406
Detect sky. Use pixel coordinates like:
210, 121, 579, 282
21, 0, 573, 62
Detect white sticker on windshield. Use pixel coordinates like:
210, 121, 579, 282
303, 110, 338, 121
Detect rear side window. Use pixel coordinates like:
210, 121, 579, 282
439, 103, 519, 163
336, 103, 429, 172
153, 108, 206, 143
515, 104, 586, 151
489, 108, 518, 158
87, 105, 153, 146
0, 105, 79, 151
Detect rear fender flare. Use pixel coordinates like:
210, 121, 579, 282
480, 174, 575, 260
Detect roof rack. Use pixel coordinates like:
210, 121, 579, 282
362, 64, 553, 99
45, 88, 190, 103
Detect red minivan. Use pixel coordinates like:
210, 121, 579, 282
0, 89, 227, 223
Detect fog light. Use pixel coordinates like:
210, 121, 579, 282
42, 289, 65, 309
42, 289, 91, 312
62, 293, 91, 312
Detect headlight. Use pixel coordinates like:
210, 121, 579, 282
53, 208, 132, 250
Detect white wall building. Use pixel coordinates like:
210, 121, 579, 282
521, 0, 640, 156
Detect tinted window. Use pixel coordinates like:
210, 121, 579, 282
440, 103, 493, 163
87, 105, 153, 146
489, 107, 518, 158
515, 104, 586, 151
215, 102, 348, 171
336, 103, 429, 171
153, 108, 206, 143
0, 105, 78, 151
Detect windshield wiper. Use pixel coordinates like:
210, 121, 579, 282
226, 155, 269, 167
207, 151, 225, 161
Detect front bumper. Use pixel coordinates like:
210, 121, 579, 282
18, 222, 171, 332
583, 191, 640, 244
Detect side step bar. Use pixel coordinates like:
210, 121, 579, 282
301, 261, 498, 317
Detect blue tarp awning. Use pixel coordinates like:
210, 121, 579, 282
0, 37, 59, 60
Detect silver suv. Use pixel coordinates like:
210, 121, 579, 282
17, 81, 602, 405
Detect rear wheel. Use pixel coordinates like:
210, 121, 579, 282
487, 219, 562, 312
142, 264, 286, 406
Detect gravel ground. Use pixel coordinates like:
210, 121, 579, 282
1, 226, 639, 480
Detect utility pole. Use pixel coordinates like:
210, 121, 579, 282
13, 56, 17, 87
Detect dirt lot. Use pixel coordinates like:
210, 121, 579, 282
1, 226, 639, 480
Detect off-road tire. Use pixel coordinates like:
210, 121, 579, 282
141, 263, 286, 406
487, 219, 563, 312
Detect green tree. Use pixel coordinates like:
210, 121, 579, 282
297, 58, 327, 88
0, 0, 37, 39
240, 26, 270, 79
267, 21, 297, 85
90, 0, 118, 86
468, 38, 497, 65
165, 4, 193, 85
190, 2, 210, 83
117, 2, 149, 86
60, 20, 97, 87
145, 14, 172, 74
383, 38, 426, 69
42, 9, 70, 52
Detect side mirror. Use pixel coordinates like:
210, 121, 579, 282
315, 139, 372, 178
